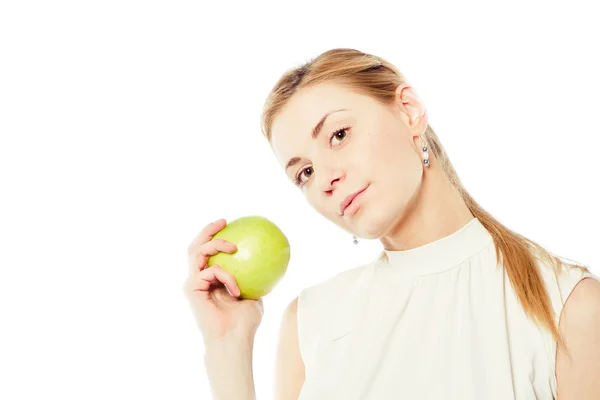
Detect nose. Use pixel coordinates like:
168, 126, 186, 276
316, 165, 345, 194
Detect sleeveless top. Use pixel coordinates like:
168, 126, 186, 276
296, 218, 596, 399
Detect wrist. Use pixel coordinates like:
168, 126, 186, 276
203, 335, 256, 400
204, 332, 255, 353
204, 334, 255, 370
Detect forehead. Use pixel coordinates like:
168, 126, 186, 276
270, 83, 366, 167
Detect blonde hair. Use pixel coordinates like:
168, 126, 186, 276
260, 48, 589, 348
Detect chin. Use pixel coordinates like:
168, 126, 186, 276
354, 199, 407, 240
352, 210, 389, 240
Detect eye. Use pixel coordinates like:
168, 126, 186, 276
292, 126, 351, 188
330, 126, 350, 146
294, 166, 313, 187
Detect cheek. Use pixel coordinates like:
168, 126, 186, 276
305, 189, 344, 226
365, 133, 423, 204
305, 192, 330, 218
362, 129, 416, 173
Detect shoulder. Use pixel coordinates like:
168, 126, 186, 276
299, 261, 373, 304
559, 275, 600, 330
296, 261, 372, 323
555, 275, 600, 397
295, 260, 373, 339
275, 297, 305, 399
531, 252, 593, 318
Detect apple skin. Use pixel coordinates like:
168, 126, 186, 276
207, 216, 290, 300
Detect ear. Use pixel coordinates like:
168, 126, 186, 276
394, 84, 428, 136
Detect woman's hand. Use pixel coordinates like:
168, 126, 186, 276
184, 218, 264, 345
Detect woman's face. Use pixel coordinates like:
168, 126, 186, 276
270, 82, 428, 240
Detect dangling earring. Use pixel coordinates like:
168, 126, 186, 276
420, 133, 430, 167
352, 235, 358, 245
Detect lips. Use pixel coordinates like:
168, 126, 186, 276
339, 185, 369, 215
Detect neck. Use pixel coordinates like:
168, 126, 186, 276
380, 159, 474, 251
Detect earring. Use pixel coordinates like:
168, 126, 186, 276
352, 235, 358, 245
420, 133, 430, 167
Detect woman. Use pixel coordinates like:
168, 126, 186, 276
185, 48, 600, 399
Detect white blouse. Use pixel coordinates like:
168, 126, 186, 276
297, 218, 596, 399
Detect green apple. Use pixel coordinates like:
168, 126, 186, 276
207, 215, 290, 300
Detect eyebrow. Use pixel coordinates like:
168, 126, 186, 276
285, 108, 347, 171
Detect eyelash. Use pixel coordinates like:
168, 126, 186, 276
293, 125, 352, 187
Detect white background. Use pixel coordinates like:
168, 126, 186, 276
1, 1, 598, 399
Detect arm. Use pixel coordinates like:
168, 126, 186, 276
274, 296, 306, 399
204, 336, 257, 400
556, 277, 600, 399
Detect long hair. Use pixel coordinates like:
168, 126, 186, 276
260, 48, 589, 348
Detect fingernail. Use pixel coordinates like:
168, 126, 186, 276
212, 218, 224, 225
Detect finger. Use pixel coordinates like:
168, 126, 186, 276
190, 264, 241, 297
187, 218, 227, 255
188, 239, 237, 273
